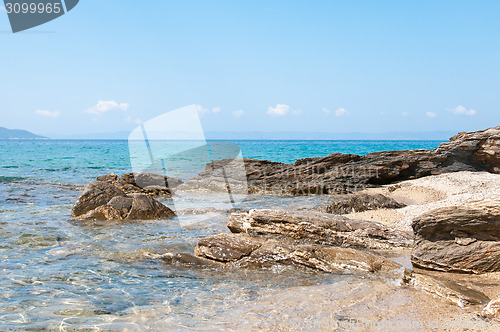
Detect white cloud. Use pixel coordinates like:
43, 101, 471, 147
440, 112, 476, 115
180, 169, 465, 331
267, 104, 290, 117
196, 104, 221, 116
426, 112, 437, 118
402, 111, 410, 116
379, 112, 387, 116
232, 109, 244, 118
322, 107, 331, 115
335, 108, 349, 117
450, 105, 477, 116
35, 110, 60, 118
84, 100, 129, 114
292, 109, 302, 116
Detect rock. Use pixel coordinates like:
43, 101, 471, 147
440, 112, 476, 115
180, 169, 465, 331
411, 196, 500, 273
319, 193, 406, 214
227, 209, 413, 249
121, 172, 183, 190
159, 253, 223, 268
191, 233, 402, 276
477, 299, 500, 319
71, 180, 127, 217
402, 269, 490, 308
95, 172, 184, 197
180, 126, 500, 195
71, 181, 175, 221
126, 194, 175, 220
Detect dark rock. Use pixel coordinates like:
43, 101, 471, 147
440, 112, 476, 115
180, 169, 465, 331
403, 269, 490, 308
228, 209, 412, 249
71, 181, 175, 221
319, 193, 406, 214
181, 126, 500, 195
126, 194, 175, 220
71, 181, 127, 218
411, 197, 500, 273
192, 233, 403, 276
121, 172, 183, 190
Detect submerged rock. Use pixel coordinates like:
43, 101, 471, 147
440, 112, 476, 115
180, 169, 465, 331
228, 209, 412, 249
319, 193, 405, 214
411, 197, 500, 273
402, 269, 490, 308
71, 180, 174, 221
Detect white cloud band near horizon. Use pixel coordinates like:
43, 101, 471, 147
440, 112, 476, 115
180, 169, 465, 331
450, 105, 477, 116
84, 100, 129, 115
232, 109, 244, 118
35, 110, 60, 118
267, 104, 290, 117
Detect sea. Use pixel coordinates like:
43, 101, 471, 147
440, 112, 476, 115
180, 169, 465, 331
0, 139, 444, 330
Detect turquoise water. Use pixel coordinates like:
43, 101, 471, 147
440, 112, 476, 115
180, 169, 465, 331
0, 140, 442, 185
0, 139, 443, 330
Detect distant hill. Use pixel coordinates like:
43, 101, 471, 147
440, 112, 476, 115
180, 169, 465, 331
0, 127, 46, 139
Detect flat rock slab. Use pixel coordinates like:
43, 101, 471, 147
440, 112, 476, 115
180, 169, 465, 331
228, 209, 413, 249
187, 233, 404, 277
411, 197, 500, 273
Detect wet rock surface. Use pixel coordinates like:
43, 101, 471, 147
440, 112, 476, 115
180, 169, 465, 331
227, 209, 413, 249
411, 196, 500, 273
187, 233, 403, 276
402, 269, 490, 308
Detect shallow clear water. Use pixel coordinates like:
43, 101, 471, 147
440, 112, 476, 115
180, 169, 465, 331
1, 139, 450, 330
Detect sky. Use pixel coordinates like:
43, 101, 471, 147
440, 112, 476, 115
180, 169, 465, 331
1, 0, 499, 138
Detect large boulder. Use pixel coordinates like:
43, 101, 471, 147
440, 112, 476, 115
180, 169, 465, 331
411, 197, 500, 273
71, 180, 127, 217
228, 209, 412, 249
71, 181, 175, 221
319, 193, 405, 214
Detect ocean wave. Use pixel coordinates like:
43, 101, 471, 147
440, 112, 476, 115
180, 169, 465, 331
0, 176, 26, 183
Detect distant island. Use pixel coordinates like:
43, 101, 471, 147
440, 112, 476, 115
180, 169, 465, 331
0, 127, 46, 139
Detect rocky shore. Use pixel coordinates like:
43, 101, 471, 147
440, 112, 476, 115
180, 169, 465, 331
71, 126, 500, 319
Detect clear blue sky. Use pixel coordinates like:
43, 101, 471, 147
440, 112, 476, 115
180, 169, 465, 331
1, 0, 499, 137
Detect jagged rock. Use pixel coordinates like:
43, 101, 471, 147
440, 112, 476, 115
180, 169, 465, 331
126, 194, 175, 220
477, 299, 500, 319
121, 172, 183, 190
319, 193, 406, 214
181, 126, 500, 195
71, 180, 127, 217
71, 181, 175, 221
95, 172, 183, 197
411, 197, 500, 273
227, 209, 412, 249
402, 269, 490, 308
190, 233, 403, 276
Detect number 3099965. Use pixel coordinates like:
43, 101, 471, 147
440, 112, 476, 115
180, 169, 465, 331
5, 2, 62, 14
